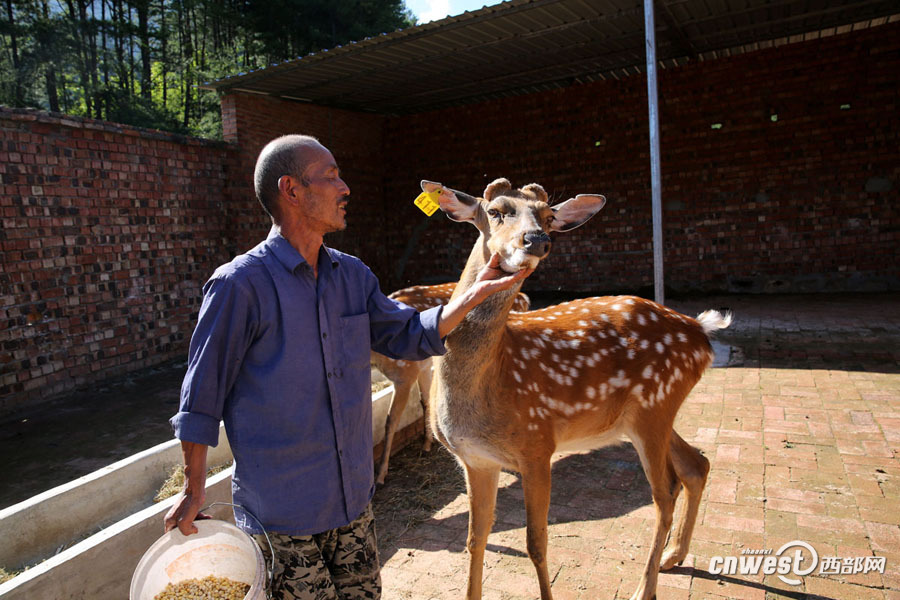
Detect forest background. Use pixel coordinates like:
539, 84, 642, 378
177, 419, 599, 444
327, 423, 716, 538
0, 0, 416, 138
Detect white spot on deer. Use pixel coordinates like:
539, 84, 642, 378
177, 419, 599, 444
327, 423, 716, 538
619, 337, 629, 347
678, 332, 688, 343
637, 314, 647, 326
528, 423, 539, 431
586, 356, 596, 367
650, 312, 659, 322
586, 386, 596, 399
627, 349, 635, 360
528, 406, 536, 418
656, 342, 665, 353
513, 370, 522, 383
642, 365, 654, 379
640, 339, 650, 350
601, 314, 610, 323
663, 333, 673, 346
609, 370, 630, 389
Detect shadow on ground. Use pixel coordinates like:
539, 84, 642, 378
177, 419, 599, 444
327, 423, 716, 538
373, 441, 653, 565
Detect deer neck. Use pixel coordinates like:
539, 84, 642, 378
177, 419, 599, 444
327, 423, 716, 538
447, 232, 521, 356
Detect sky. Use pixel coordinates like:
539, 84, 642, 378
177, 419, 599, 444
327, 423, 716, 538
405, 0, 507, 24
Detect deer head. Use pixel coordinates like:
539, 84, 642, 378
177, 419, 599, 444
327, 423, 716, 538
421, 179, 606, 274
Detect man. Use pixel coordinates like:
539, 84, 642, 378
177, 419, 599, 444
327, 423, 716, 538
164, 134, 531, 599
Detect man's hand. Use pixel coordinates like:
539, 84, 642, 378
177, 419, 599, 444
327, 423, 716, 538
164, 488, 209, 535
163, 441, 211, 535
469, 253, 534, 305
437, 253, 534, 337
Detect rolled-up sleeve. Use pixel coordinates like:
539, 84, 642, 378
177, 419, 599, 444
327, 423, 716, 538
170, 275, 257, 446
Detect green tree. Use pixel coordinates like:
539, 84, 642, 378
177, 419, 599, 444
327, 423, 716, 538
0, 0, 416, 137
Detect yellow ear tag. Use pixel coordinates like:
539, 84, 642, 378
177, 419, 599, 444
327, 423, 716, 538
413, 189, 442, 216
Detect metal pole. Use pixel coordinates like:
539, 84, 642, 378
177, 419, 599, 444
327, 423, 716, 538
644, 0, 665, 305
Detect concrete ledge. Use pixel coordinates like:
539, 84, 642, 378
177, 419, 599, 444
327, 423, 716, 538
0, 469, 234, 600
0, 425, 233, 572
371, 380, 425, 447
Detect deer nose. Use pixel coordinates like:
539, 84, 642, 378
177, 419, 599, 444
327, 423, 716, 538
523, 231, 551, 257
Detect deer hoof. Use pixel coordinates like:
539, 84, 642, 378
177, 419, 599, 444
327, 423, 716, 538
660, 549, 684, 571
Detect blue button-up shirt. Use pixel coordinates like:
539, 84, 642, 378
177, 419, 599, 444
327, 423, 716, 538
171, 230, 446, 535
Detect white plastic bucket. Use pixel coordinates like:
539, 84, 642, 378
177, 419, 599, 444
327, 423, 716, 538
130, 519, 266, 600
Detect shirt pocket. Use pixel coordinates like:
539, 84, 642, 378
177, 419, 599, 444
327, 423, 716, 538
341, 312, 372, 371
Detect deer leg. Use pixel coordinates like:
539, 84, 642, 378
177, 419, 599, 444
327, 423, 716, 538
661, 430, 710, 570
375, 378, 414, 485
416, 362, 435, 453
628, 430, 677, 600
521, 460, 555, 600
464, 463, 501, 600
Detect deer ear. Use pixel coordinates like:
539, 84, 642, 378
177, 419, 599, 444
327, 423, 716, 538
484, 178, 512, 202
550, 194, 606, 232
421, 180, 480, 223
521, 183, 549, 204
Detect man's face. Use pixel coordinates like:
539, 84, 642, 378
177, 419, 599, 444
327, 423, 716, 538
296, 145, 351, 234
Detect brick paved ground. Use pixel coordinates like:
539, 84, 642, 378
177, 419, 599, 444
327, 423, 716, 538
372, 293, 900, 600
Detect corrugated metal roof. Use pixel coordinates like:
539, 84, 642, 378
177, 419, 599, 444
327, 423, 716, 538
201, 0, 900, 114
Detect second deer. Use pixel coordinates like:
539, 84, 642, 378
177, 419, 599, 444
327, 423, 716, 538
425, 178, 731, 600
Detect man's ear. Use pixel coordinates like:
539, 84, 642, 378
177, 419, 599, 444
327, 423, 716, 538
421, 180, 480, 223
276, 175, 301, 209
550, 194, 606, 232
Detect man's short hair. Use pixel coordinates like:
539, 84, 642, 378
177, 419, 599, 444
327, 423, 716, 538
253, 135, 321, 219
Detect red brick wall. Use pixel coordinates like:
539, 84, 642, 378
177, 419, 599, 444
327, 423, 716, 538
380, 23, 900, 295
219, 94, 389, 274
0, 108, 234, 413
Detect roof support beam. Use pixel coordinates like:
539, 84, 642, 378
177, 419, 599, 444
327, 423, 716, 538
644, 0, 665, 305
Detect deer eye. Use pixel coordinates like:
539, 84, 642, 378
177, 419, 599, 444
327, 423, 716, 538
487, 209, 504, 221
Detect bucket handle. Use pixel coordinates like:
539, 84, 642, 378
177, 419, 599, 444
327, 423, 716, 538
205, 502, 275, 598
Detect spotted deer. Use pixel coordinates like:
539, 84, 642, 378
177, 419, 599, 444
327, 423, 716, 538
372, 283, 530, 484
424, 178, 731, 600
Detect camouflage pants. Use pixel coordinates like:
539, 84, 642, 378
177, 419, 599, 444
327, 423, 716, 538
253, 503, 380, 600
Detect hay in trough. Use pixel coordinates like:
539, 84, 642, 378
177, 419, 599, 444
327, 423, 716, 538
154, 462, 233, 503
0, 567, 19, 584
